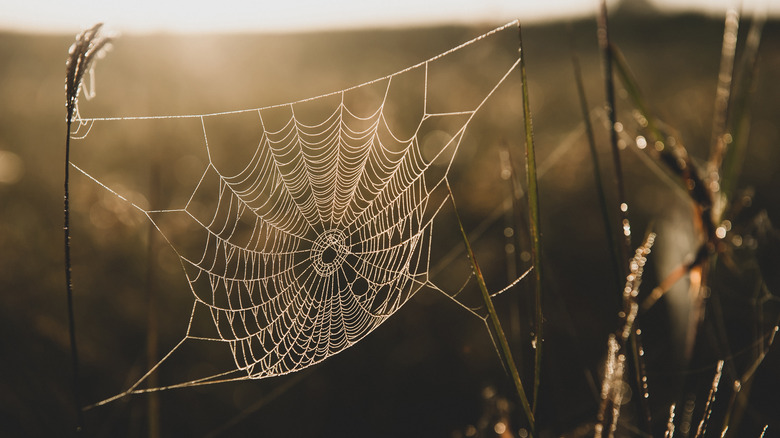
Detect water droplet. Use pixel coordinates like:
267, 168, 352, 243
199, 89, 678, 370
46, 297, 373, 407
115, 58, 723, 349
710, 180, 720, 193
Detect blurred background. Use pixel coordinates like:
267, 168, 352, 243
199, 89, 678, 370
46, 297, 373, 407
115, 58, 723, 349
1, 0, 779, 437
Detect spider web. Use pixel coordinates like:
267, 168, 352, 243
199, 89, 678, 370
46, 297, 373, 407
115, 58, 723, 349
73, 21, 525, 407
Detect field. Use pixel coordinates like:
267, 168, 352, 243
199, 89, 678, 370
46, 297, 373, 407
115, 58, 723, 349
1, 8, 779, 437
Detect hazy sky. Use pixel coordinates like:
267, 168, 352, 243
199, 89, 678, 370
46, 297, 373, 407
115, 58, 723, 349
0, 0, 774, 34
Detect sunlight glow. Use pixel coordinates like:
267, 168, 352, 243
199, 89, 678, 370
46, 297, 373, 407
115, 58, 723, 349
2, 0, 778, 34
1, 0, 596, 34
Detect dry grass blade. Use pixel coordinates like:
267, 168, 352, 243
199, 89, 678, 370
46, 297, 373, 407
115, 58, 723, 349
595, 233, 655, 437
665, 403, 676, 438
694, 360, 724, 438
66, 23, 111, 122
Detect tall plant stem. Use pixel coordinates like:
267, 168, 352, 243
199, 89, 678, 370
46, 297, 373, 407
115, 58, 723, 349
598, 2, 652, 431
64, 23, 111, 434
447, 182, 535, 435
518, 22, 544, 415
570, 33, 622, 297
598, 0, 630, 261
64, 117, 84, 434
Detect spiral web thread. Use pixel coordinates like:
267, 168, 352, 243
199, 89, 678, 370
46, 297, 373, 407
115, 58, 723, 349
73, 21, 524, 408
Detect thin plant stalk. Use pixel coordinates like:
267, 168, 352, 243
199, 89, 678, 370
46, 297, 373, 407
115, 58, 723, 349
518, 22, 544, 414
446, 181, 535, 435
64, 23, 110, 433
611, 43, 715, 244
63, 92, 83, 435
597, 0, 631, 261
707, 8, 740, 215
595, 232, 655, 437
597, 3, 654, 431
694, 360, 725, 438
720, 11, 764, 208
609, 45, 663, 142
569, 32, 622, 293
721, 325, 778, 437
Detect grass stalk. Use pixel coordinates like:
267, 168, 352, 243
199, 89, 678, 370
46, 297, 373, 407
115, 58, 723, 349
720, 11, 765, 207
721, 325, 778, 436
707, 8, 740, 207
694, 360, 725, 438
569, 31, 622, 293
63, 99, 83, 436
611, 42, 716, 245
446, 181, 535, 435
596, 232, 655, 437
64, 23, 111, 434
517, 22, 544, 414
597, 3, 654, 431
609, 45, 663, 142
597, 0, 631, 262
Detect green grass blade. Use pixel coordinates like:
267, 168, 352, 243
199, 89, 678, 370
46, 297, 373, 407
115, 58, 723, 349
598, 3, 653, 431
446, 181, 536, 435
611, 43, 715, 240
598, 0, 631, 263
720, 11, 765, 207
609, 45, 664, 143
707, 8, 740, 209
570, 30, 622, 294
518, 22, 544, 414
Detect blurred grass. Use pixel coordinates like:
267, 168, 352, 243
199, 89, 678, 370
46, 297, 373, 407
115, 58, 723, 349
1, 11, 779, 437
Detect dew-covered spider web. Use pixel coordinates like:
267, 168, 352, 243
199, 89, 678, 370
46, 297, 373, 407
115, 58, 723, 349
72, 21, 529, 408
